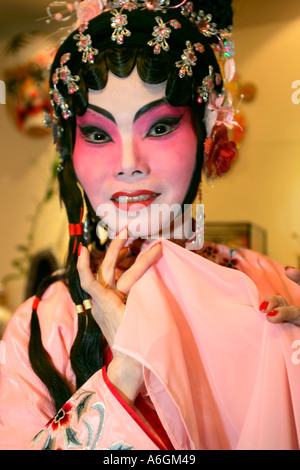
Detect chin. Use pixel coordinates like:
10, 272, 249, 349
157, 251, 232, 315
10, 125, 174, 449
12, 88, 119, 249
97, 201, 191, 242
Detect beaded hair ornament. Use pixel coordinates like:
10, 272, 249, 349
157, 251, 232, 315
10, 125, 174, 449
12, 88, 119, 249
43, 0, 238, 178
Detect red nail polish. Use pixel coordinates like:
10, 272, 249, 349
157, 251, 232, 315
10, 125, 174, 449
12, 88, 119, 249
78, 242, 82, 256
266, 310, 278, 317
285, 266, 295, 270
259, 300, 269, 311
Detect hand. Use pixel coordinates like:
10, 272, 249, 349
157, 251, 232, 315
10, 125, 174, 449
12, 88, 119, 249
77, 230, 162, 404
259, 267, 300, 325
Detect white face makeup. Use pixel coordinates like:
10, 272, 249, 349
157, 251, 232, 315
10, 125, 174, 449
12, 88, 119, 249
73, 68, 197, 239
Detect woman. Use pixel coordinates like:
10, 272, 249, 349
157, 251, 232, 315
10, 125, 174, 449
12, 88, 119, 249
1, 0, 300, 450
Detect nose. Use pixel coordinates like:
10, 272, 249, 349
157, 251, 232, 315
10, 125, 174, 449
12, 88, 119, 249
115, 135, 149, 178
20, 79, 41, 102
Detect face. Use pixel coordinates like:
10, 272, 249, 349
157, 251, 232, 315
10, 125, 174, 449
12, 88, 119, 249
73, 68, 197, 239
4, 50, 53, 137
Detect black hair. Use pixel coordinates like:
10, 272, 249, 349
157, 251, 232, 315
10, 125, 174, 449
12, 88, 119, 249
29, 0, 233, 412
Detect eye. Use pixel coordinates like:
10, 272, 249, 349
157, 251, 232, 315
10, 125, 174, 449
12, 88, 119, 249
28, 64, 46, 83
7, 79, 19, 95
78, 125, 113, 144
146, 117, 182, 138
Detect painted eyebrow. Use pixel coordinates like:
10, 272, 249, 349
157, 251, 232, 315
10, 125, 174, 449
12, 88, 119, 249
87, 99, 166, 124
133, 98, 166, 122
87, 104, 116, 123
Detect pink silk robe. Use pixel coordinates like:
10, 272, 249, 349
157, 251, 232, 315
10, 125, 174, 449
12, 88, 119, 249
0, 239, 300, 450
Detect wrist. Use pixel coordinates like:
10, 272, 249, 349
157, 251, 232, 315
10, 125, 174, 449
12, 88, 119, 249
106, 353, 143, 406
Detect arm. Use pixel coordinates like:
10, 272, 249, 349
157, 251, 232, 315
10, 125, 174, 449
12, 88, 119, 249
76, 229, 162, 406
26, 233, 164, 450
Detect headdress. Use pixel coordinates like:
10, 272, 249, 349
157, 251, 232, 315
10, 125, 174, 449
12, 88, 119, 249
43, 0, 238, 183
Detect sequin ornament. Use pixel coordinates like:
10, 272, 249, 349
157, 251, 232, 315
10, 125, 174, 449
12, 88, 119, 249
196, 65, 221, 103
181, 3, 217, 37
147, 16, 181, 54
110, 8, 131, 44
50, 52, 80, 119
52, 53, 80, 94
73, 23, 99, 63
176, 40, 204, 78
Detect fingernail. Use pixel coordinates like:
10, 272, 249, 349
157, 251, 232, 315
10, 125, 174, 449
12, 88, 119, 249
266, 310, 278, 317
259, 300, 269, 311
285, 266, 295, 270
78, 242, 82, 256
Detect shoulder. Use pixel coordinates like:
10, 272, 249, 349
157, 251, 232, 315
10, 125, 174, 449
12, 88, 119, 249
195, 241, 300, 302
4, 281, 75, 339
195, 241, 279, 271
3, 281, 78, 375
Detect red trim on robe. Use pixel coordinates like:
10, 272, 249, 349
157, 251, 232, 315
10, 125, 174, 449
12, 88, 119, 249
102, 367, 171, 450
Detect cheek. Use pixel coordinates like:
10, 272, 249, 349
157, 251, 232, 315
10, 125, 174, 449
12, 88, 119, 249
152, 126, 197, 186
73, 138, 95, 191
73, 137, 114, 207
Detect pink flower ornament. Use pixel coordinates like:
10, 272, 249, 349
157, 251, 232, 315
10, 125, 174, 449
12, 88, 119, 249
205, 91, 240, 138
73, 0, 107, 28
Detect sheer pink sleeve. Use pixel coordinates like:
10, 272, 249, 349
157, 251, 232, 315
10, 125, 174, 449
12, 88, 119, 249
113, 239, 300, 450
26, 367, 165, 450
2, 242, 300, 450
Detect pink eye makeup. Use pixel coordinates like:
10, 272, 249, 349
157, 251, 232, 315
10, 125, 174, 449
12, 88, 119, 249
146, 116, 183, 138
78, 124, 113, 144
76, 104, 117, 144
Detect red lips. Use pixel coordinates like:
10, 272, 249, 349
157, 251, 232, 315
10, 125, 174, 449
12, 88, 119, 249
111, 190, 159, 210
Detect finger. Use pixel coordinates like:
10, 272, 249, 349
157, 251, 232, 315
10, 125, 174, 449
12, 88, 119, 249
117, 243, 162, 294
101, 227, 129, 286
285, 267, 300, 286
265, 305, 300, 325
259, 295, 288, 312
77, 245, 106, 301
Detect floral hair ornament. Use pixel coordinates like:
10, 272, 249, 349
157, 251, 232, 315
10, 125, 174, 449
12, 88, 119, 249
205, 89, 241, 137
175, 40, 204, 77
48, 52, 80, 121
73, 23, 99, 62
204, 90, 240, 184
52, 52, 80, 94
110, 8, 132, 44
147, 16, 181, 54
204, 123, 237, 183
196, 64, 221, 103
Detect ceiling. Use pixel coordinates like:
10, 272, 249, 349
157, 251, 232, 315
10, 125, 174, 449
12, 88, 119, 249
0, 0, 299, 40
0, 0, 53, 39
